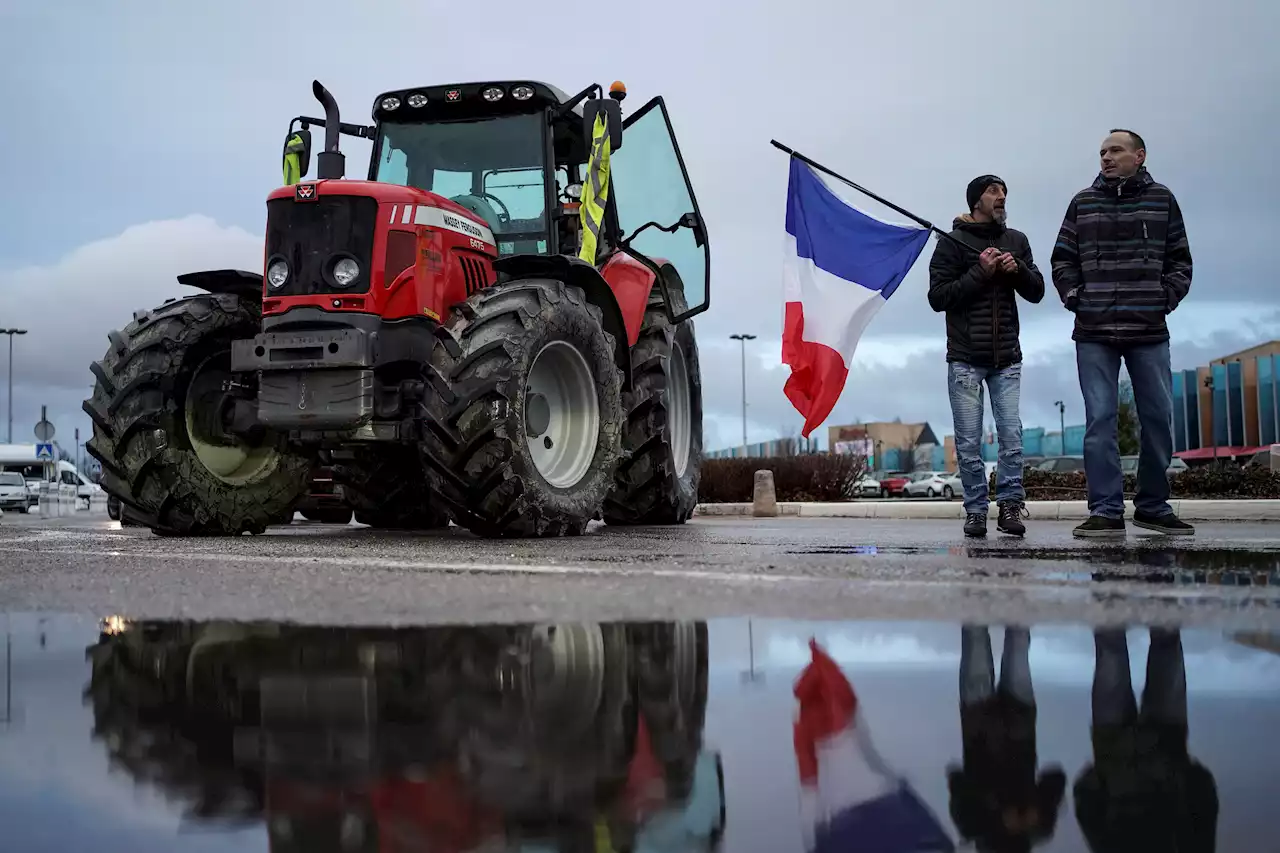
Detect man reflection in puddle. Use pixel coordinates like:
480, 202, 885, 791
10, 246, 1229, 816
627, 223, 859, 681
947, 625, 1067, 852
1073, 627, 1219, 852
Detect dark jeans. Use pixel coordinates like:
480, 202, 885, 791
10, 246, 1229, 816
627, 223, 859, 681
1076, 341, 1174, 519
948, 361, 1025, 515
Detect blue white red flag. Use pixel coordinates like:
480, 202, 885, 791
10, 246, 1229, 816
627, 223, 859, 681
794, 638, 955, 853
782, 158, 932, 437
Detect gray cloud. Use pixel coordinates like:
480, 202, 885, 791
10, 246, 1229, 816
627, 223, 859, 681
2, 0, 1276, 459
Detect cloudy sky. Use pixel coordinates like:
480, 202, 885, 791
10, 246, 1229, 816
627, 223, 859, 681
2, 0, 1277, 458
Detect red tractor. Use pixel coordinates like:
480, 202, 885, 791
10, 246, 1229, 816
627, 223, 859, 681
84, 79, 709, 537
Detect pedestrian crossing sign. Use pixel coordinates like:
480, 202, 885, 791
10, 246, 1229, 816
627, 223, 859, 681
36, 442, 55, 461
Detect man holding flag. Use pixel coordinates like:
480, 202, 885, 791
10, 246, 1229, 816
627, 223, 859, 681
927, 176, 1045, 538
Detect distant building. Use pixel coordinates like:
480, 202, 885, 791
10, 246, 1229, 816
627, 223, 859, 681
1173, 340, 1280, 460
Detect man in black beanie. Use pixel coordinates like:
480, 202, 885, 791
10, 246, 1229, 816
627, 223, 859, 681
928, 175, 1045, 537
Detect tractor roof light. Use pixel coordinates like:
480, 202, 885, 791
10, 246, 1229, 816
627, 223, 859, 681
482, 86, 505, 102
511, 85, 535, 101
380, 96, 402, 111
407, 92, 428, 108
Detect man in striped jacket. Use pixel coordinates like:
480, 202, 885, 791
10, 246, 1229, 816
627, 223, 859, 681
1050, 130, 1194, 539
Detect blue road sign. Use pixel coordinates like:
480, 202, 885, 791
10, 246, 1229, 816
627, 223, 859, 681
35, 442, 55, 461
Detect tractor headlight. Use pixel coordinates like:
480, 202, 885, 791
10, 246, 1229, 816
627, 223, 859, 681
407, 92, 428, 108
511, 85, 535, 101
482, 86, 504, 102
267, 260, 289, 289
380, 96, 402, 111
332, 258, 360, 287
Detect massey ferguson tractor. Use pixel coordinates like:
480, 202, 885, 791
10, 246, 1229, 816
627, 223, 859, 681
83, 78, 709, 537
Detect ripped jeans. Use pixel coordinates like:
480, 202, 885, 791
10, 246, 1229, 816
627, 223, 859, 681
947, 361, 1025, 515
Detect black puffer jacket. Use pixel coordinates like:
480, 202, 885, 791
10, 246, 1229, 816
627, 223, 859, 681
927, 215, 1046, 369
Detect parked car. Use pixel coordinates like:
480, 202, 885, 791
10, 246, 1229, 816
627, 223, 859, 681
1120, 455, 1188, 477
854, 474, 881, 498
0, 471, 30, 513
904, 470, 962, 499
1035, 456, 1086, 473
873, 471, 911, 498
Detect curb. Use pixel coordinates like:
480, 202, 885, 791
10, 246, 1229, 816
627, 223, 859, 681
693, 499, 1280, 522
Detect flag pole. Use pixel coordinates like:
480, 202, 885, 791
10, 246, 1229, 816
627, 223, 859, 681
771, 139, 980, 256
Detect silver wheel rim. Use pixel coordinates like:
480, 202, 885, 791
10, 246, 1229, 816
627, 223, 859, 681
669, 340, 693, 478
184, 352, 279, 486
525, 341, 599, 489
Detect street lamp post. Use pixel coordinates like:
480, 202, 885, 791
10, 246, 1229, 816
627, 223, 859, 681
729, 333, 756, 452
1054, 400, 1065, 451
2, 329, 29, 444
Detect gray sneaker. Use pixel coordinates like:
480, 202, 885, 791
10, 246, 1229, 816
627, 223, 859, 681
1072, 515, 1126, 538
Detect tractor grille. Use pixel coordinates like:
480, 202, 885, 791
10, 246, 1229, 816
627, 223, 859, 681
265, 196, 379, 296
458, 254, 490, 296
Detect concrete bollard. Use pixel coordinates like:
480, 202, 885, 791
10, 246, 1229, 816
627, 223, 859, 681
61, 484, 78, 516
752, 469, 778, 517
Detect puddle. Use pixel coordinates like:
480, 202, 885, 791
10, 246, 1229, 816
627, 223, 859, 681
793, 545, 1280, 585
1, 613, 1277, 852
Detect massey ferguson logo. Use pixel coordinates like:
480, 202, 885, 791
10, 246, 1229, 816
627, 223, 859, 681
295, 184, 317, 201
442, 212, 483, 239
445, 89, 461, 102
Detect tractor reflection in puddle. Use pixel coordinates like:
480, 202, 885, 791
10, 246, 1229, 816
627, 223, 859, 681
84, 619, 725, 852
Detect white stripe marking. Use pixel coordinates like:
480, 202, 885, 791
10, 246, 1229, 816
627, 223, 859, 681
413, 204, 496, 246
389, 204, 398, 224
401, 204, 412, 225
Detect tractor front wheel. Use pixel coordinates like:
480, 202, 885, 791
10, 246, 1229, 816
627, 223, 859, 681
82, 293, 313, 536
420, 278, 624, 538
604, 285, 703, 526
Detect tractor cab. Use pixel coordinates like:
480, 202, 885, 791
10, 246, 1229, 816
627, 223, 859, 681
369, 81, 596, 259
281, 79, 710, 322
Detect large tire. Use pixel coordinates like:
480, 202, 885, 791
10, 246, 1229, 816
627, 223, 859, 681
632, 621, 709, 800
82, 293, 313, 536
420, 279, 624, 538
332, 447, 449, 529
603, 286, 703, 525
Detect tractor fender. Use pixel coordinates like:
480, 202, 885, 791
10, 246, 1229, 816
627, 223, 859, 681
491, 254, 633, 387
176, 269, 264, 302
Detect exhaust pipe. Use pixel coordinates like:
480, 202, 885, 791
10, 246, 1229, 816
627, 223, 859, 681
312, 80, 345, 180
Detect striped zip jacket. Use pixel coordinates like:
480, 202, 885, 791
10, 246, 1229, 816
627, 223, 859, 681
1049, 168, 1192, 345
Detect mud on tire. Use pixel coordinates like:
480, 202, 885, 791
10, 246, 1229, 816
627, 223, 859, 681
420, 278, 624, 538
332, 447, 449, 529
82, 293, 312, 536
604, 282, 703, 526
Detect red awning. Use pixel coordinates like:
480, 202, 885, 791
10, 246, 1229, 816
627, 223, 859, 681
1175, 445, 1269, 460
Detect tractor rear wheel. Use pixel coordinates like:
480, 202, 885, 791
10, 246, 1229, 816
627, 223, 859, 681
420, 278, 624, 537
603, 287, 703, 526
332, 447, 449, 530
82, 293, 312, 536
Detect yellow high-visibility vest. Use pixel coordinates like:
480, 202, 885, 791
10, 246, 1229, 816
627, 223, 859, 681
578, 112, 612, 264
282, 133, 307, 186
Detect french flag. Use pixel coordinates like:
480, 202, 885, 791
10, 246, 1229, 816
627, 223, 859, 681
782, 157, 933, 438
794, 639, 955, 853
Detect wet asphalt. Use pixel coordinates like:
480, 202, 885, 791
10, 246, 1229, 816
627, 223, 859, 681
1, 512, 1278, 629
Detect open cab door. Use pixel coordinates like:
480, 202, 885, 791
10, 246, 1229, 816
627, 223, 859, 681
609, 97, 711, 324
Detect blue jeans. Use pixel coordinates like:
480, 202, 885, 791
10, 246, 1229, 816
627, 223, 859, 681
948, 361, 1025, 515
1076, 340, 1174, 519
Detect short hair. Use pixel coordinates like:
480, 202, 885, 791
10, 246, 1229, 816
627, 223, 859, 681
1109, 128, 1146, 152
